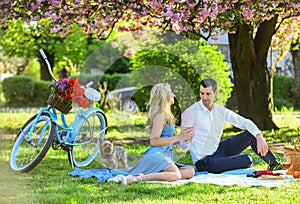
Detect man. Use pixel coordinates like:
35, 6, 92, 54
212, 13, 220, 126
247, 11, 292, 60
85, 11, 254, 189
180, 78, 282, 173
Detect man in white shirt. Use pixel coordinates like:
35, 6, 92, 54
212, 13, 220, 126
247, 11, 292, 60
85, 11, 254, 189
180, 78, 282, 173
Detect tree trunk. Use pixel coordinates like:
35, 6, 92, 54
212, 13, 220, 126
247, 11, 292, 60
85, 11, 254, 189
38, 50, 55, 81
16, 59, 29, 75
291, 36, 300, 108
228, 18, 279, 130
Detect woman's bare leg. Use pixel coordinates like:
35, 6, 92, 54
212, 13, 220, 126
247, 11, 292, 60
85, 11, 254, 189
125, 164, 195, 184
179, 166, 195, 179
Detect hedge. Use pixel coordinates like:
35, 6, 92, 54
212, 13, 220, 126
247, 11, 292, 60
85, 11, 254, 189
1, 73, 126, 107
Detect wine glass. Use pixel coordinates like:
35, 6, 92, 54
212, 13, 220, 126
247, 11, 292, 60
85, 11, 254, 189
283, 156, 291, 170
183, 121, 194, 144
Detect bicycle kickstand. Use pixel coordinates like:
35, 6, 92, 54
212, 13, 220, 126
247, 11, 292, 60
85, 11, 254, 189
68, 151, 75, 169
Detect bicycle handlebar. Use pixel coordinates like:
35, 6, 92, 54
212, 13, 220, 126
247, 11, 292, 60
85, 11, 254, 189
39, 48, 58, 81
85, 81, 94, 88
40, 49, 96, 92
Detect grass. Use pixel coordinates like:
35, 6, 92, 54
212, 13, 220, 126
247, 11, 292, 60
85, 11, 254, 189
1, 110, 300, 203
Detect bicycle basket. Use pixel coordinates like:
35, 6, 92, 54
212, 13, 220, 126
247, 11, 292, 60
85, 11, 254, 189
47, 94, 72, 114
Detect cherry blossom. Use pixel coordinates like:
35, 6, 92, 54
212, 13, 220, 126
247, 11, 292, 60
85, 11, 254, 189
0, 0, 298, 40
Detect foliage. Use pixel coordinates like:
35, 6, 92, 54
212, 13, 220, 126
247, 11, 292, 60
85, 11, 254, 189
24, 59, 40, 79
54, 23, 93, 72
79, 39, 132, 76
0, 19, 100, 79
130, 37, 231, 119
32, 79, 52, 106
2, 75, 35, 104
270, 17, 300, 72
1, 1, 298, 40
273, 75, 294, 109
2, 76, 50, 107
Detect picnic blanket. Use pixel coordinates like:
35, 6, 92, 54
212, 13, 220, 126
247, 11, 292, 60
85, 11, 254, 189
68, 167, 297, 188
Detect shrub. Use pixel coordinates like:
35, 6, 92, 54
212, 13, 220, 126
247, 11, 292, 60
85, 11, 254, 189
273, 75, 294, 109
2, 76, 35, 106
29, 80, 51, 107
2, 73, 129, 108
2, 76, 51, 107
129, 38, 232, 121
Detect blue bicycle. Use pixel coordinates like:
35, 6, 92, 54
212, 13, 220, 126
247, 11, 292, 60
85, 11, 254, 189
10, 49, 108, 172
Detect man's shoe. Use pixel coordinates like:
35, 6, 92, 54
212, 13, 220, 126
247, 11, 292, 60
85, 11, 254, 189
268, 162, 284, 171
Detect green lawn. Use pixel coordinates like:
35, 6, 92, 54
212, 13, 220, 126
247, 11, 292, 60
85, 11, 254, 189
1, 110, 300, 204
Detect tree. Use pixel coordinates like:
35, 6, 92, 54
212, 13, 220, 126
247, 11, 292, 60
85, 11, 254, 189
0, 1, 299, 129
0, 19, 61, 80
291, 33, 300, 108
0, 19, 94, 80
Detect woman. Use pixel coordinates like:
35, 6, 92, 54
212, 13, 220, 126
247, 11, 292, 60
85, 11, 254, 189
120, 83, 195, 184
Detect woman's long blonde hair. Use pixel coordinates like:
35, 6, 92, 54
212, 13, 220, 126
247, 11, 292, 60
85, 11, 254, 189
146, 83, 175, 132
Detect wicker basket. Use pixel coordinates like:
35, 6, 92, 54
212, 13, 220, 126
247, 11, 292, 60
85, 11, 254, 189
284, 137, 300, 173
47, 94, 72, 114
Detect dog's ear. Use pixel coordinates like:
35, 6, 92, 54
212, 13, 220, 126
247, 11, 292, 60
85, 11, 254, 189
99, 138, 104, 143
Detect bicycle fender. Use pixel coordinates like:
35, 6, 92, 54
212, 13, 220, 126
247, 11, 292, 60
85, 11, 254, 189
82, 107, 108, 133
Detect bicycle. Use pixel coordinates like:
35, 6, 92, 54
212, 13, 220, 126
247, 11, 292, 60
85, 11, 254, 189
9, 49, 108, 172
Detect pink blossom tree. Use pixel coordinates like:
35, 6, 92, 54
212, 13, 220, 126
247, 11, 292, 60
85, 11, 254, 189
1, 0, 299, 129
291, 33, 300, 108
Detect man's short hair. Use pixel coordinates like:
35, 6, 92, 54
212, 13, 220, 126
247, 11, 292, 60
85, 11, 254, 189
200, 78, 217, 92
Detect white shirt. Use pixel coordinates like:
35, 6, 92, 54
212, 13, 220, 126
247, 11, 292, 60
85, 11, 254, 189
180, 100, 261, 164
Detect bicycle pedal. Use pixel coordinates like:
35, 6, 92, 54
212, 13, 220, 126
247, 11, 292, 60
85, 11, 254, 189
52, 141, 60, 150
61, 144, 72, 151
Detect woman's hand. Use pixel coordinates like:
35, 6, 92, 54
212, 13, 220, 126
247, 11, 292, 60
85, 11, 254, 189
178, 127, 194, 143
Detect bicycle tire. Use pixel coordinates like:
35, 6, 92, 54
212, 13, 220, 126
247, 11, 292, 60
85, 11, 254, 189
69, 110, 107, 167
10, 112, 56, 172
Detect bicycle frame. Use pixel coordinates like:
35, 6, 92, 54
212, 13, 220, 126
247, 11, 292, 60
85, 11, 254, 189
26, 104, 107, 148
10, 49, 108, 172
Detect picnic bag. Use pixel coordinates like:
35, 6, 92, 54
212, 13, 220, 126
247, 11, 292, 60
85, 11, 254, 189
284, 137, 300, 173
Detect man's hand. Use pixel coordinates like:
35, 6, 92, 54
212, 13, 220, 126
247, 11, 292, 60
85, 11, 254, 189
256, 133, 268, 156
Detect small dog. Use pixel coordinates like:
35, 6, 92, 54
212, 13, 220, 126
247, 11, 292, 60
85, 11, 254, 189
99, 139, 128, 169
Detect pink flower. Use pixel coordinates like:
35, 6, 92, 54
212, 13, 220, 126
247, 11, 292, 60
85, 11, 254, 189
124, 49, 134, 58
123, 41, 130, 46
172, 23, 181, 34
74, 0, 81, 5
50, 13, 58, 22
111, 41, 118, 48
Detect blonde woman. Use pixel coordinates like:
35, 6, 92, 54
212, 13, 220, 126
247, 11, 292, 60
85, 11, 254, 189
120, 83, 195, 185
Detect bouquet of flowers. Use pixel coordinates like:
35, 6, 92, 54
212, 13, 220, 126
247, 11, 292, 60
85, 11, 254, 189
48, 78, 90, 112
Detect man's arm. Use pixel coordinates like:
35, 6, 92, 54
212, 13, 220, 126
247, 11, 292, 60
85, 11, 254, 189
225, 108, 261, 137
225, 108, 268, 156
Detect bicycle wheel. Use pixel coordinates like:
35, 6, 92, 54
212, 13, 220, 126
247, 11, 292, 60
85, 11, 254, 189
70, 110, 107, 167
10, 113, 56, 172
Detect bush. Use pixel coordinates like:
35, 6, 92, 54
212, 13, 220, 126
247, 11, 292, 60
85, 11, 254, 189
2, 73, 127, 108
273, 75, 294, 109
2, 76, 51, 107
2, 76, 35, 106
30, 80, 51, 107
129, 37, 232, 121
